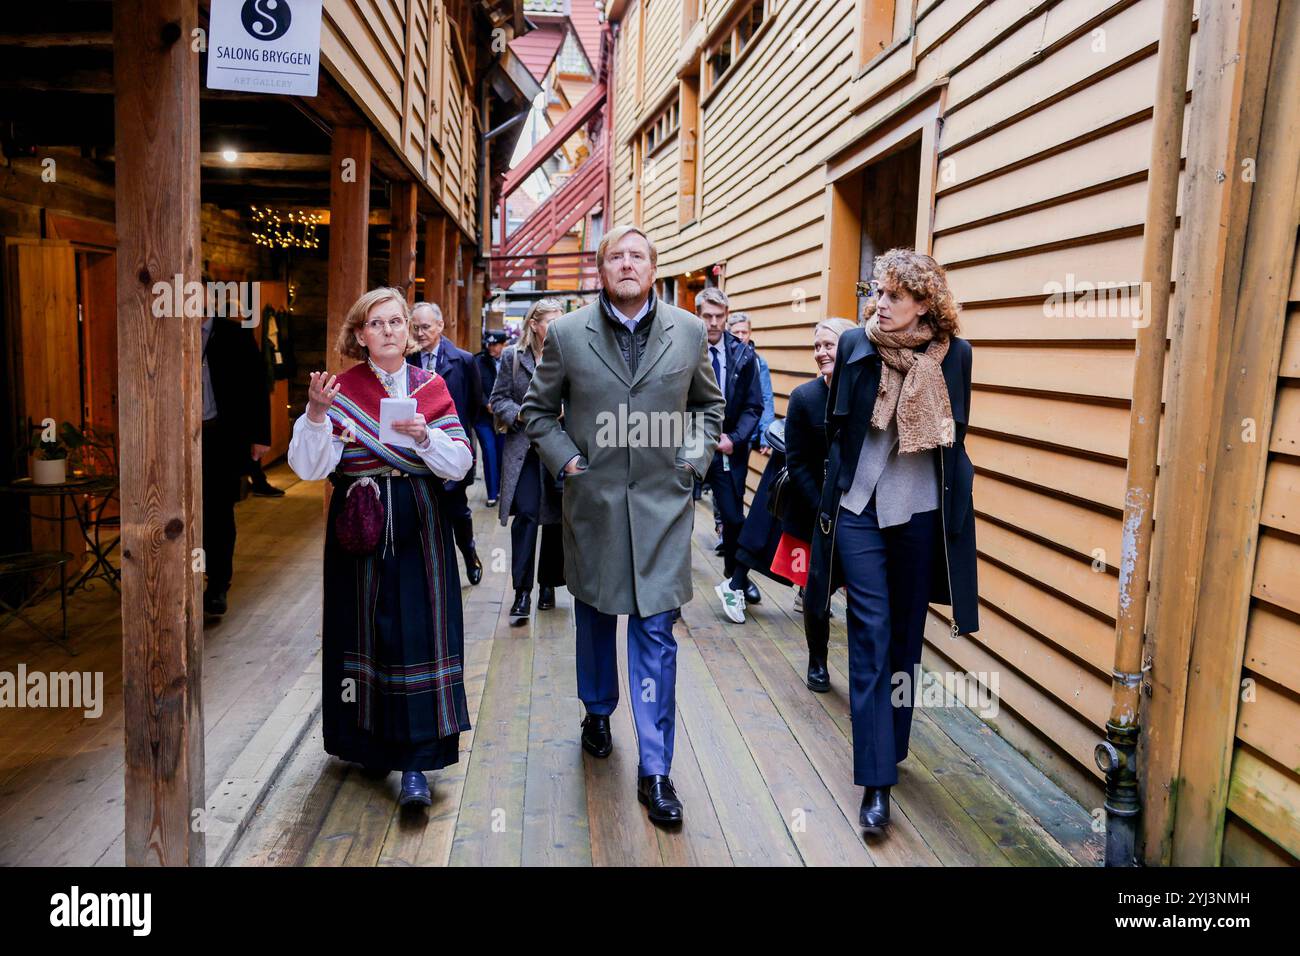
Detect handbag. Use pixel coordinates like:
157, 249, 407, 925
766, 463, 793, 521
335, 476, 384, 556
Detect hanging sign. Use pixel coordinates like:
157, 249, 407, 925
206, 0, 323, 97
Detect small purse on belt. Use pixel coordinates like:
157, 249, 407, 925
335, 476, 384, 556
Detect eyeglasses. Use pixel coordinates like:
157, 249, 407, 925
364, 317, 406, 333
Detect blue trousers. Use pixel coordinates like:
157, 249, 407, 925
574, 599, 678, 777
836, 501, 937, 787
472, 421, 504, 501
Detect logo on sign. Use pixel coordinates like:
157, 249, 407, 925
241, 0, 292, 42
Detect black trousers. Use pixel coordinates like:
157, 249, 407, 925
706, 453, 746, 577
201, 420, 243, 594
510, 449, 564, 592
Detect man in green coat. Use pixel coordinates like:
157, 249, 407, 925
520, 225, 724, 825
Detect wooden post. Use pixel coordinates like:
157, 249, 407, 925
1139, 0, 1281, 865
114, 0, 204, 866
389, 181, 418, 303
444, 226, 460, 335
326, 127, 371, 374
1166, 0, 1300, 865
423, 213, 447, 309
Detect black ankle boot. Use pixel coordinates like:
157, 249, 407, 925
509, 589, 530, 626
806, 655, 830, 693
859, 785, 891, 833
537, 585, 556, 610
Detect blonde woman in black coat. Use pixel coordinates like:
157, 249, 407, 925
491, 298, 567, 626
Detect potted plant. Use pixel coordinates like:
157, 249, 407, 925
31, 429, 68, 485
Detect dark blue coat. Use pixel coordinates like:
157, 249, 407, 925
804, 328, 978, 635
709, 330, 764, 498
409, 340, 483, 487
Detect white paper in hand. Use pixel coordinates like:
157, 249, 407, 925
379, 398, 418, 449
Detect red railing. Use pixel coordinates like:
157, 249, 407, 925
485, 250, 600, 291
499, 151, 606, 262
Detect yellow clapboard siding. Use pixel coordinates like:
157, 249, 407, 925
976, 559, 1114, 676
957, 300, 1172, 343
1261, 458, 1300, 535
972, 344, 1136, 401
1244, 603, 1300, 697
969, 390, 1132, 458
1253, 532, 1300, 617
976, 515, 1119, 618
974, 473, 1121, 565
967, 432, 1128, 511
1226, 749, 1300, 861
942, 0, 1163, 151
1236, 680, 1300, 779
946, 234, 1152, 305
1280, 306, 1300, 377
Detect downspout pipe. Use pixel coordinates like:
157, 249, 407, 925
1100, 0, 1194, 868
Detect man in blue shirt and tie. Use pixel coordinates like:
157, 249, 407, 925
696, 288, 765, 624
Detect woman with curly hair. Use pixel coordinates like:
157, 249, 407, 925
805, 248, 979, 835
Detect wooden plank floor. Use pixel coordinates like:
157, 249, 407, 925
229, 480, 1103, 867
0, 462, 324, 866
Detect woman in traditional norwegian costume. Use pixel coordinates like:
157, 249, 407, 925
287, 287, 473, 810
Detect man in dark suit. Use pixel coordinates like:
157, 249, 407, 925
696, 287, 764, 624
409, 301, 484, 584
472, 330, 508, 506
201, 312, 272, 615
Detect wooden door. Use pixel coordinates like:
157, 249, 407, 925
4, 238, 83, 561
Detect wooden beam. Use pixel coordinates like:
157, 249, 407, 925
444, 226, 460, 334
1140, 0, 1281, 865
389, 181, 418, 303
199, 152, 330, 171
114, 0, 204, 867
1169, 0, 1300, 866
0, 32, 113, 47
423, 214, 448, 309
326, 127, 372, 374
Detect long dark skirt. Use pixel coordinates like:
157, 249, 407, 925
736, 447, 794, 587
322, 472, 470, 772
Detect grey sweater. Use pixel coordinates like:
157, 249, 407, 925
839, 418, 939, 527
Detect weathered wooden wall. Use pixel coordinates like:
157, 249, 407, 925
321, 0, 479, 238
609, 0, 1300, 864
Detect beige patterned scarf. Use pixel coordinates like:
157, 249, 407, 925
865, 316, 954, 453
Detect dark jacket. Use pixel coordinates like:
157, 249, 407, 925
709, 329, 764, 495
473, 350, 501, 425
490, 344, 562, 527
804, 328, 978, 635
409, 339, 482, 489
205, 317, 271, 447
782, 376, 830, 542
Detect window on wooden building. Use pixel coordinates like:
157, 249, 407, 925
679, 74, 701, 226
858, 0, 899, 67
704, 0, 773, 96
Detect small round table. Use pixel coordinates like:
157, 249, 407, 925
0, 475, 121, 594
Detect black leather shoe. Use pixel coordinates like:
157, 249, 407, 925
509, 589, 531, 626
580, 714, 612, 758
465, 551, 483, 586
537, 585, 556, 610
204, 589, 228, 616
744, 581, 762, 605
250, 481, 285, 497
859, 785, 891, 833
398, 770, 432, 809
806, 656, 831, 693
637, 774, 683, 825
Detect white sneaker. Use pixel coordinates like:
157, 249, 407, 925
793, 589, 804, 614
715, 581, 746, 624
